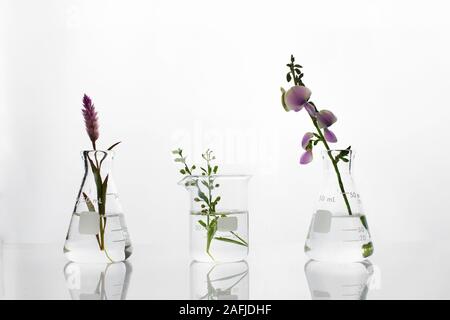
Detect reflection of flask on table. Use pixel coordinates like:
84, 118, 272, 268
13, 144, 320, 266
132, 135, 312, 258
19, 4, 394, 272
305, 260, 373, 300
190, 261, 249, 300
64, 262, 132, 300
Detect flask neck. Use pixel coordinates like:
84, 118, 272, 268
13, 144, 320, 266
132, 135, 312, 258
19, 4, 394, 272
322, 149, 354, 177
82, 150, 115, 177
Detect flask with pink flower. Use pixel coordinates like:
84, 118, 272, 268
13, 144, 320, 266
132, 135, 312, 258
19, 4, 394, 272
64, 94, 132, 263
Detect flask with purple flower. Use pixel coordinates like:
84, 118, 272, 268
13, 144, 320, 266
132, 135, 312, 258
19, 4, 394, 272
280, 55, 373, 262
63, 94, 133, 263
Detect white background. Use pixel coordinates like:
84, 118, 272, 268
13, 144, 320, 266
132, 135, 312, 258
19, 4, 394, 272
1, 0, 449, 254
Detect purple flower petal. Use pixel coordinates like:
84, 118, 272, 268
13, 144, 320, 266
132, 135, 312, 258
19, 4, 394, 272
299, 150, 313, 165
317, 110, 337, 128
324, 128, 337, 143
284, 86, 312, 112
82, 94, 99, 147
304, 102, 317, 117
301, 132, 314, 150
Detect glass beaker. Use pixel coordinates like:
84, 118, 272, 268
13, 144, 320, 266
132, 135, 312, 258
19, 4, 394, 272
190, 261, 249, 300
180, 175, 250, 262
64, 150, 133, 263
304, 260, 373, 300
64, 262, 133, 300
305, 150, 373, 262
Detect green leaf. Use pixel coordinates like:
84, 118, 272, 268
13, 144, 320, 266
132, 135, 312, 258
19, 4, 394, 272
214, 237, 247, 247
87, 157, 102, 201
213, 165, 218, 174
180, 169, 186, 174
107, 141, 121, 150
82, 192, 96, 212
360, 216, 369, 231
206, 218, 218, 254
171, 149, 180, 155
174, 158, 184, 162
198, 220, 207, 229
197, 190, 209, 204
286, 73, 292, 82
230, 231, 248, 246
100, 175, 109, 216
362, 242, 374, 258
201, 180, 210, 189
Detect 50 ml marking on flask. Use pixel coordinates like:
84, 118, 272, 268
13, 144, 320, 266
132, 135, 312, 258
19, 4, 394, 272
342, 225, 367, 242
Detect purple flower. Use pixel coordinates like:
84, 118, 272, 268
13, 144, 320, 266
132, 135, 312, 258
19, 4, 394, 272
304, 102, 317, 117
82, 94, 99, 149
323, 128, 337, 143
317, 110, 337, 128
283, 86, 312, 112
301, 132, 314, 149
299, 150, 313, 165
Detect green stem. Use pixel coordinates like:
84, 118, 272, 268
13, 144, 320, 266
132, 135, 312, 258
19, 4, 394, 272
312, 120, 352, 215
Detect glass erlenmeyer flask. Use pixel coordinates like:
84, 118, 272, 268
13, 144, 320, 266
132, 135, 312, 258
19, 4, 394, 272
64, 150, 133, 263
304, 260, 374, 300
180, 175, 250, 262
305, 150, 373, 262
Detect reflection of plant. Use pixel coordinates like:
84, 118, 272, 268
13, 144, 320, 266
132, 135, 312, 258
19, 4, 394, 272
173, 148, 248, 260
199, 264, 249, 300
81, 94, 121, 262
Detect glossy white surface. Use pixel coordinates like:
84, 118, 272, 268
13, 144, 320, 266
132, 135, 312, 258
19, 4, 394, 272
1, 241, 449, 300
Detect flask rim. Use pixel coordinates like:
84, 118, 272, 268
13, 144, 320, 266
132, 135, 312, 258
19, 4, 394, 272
322, 149, 355, 153
80, 150, 115, 156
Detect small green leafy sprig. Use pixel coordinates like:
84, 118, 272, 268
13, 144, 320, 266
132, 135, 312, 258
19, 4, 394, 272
172, 148, 248, 260
286, 54, 305, 86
